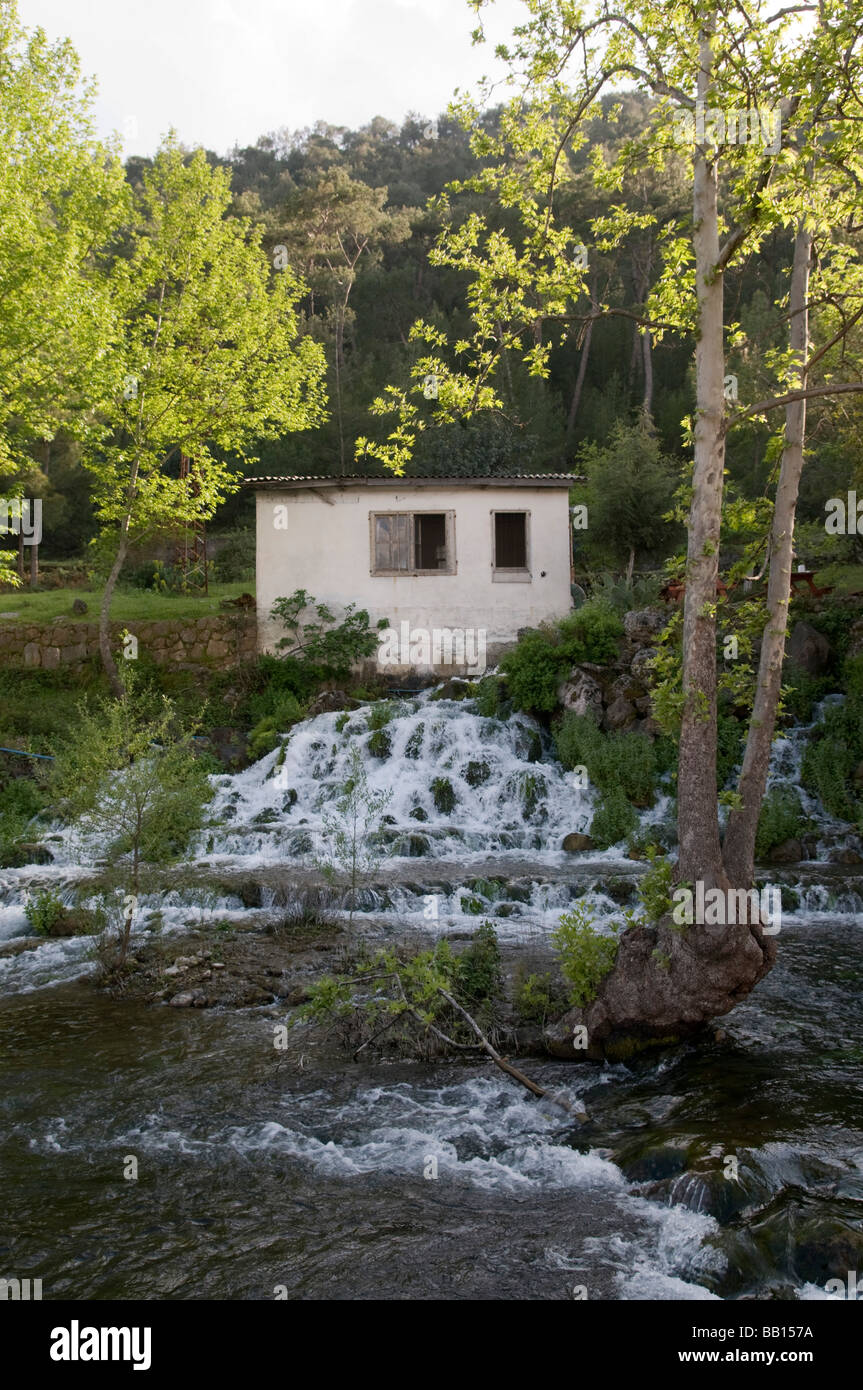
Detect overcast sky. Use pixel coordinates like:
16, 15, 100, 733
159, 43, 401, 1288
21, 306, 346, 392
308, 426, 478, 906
17, 0, 527, 156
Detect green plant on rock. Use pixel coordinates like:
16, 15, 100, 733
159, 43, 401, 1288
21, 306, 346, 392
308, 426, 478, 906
636, 846, 674, 924
500, 599, 623, 714
801, 690, 863, 824
431, 776, 456, 814
474, 675, 505, 718
24, 887, 67, 936
367, 728, 392, 759
514, 968, 567, 1025
754, 786, 808, 859
555, 713, 657, 808
590, 786, 639, 849
551, 901, 619, 1009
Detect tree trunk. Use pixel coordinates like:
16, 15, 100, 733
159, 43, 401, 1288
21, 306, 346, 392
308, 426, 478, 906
675, 21, 727, 892
566, 277, 597, 441
17, 527, 24, 580
29, 539, 38, 588
722, 224, 812, 885
99, 525, 131, 698
642, 326, 654, 416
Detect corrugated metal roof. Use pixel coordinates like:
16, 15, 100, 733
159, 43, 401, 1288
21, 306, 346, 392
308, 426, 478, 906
246, 473, 582, 486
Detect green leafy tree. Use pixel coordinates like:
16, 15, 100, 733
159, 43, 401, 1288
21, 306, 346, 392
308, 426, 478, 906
579, 418, 680, 580
316, 745, 392, 924
0, 0, 127, 583
85, 138, 328, 694
46, 668, 214, 966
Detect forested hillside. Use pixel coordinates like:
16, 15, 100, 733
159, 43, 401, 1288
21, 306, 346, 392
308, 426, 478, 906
25, 95, 863, 559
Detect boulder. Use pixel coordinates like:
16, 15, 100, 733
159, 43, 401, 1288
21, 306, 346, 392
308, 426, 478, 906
630, 647, 658, 684
623, 608, 666, 645
306, 690, 349, 717
787, 621, 832, 676
562, 832, 596, 852
829, 847, 863, 865
71, 598, 88, 615
558, 668, 604, 720
603, 695, 637, 732
767, 838, 804, 863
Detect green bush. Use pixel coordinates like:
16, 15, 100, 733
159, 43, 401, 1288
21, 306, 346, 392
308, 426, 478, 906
431, 777, 456, 814
514, 969, 567, 1025
475, 675, 505, 718
636, 847, 674, 923
781, 662, 832, 724
367, 701, 397, 731
754, 786, 808, 858
500, 599, 623, 714
716, 712, 745, 788
0, 775, 46, 864
801, 691, 863, 823
456, 921, 503, 1016
212, 529, 255, 583
554, 713, 657, 807
25, 887, 67, 936
551, 901, 619, 1008
248, 693, 305, 760
590, 785, 639, 848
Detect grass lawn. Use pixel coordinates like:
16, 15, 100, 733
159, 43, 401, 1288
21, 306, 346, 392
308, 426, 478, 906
0, 581, 255, 623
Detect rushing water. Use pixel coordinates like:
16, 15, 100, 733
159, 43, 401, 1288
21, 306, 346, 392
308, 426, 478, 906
1, 693, 861, 1299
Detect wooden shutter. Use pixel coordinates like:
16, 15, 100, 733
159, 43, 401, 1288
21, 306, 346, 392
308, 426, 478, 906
373, 513, 411, 571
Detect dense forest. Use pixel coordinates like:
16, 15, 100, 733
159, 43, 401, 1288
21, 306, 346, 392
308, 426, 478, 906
23, 96, 863, 569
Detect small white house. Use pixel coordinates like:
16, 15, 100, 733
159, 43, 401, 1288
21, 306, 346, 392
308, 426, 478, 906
249, 474, 577, 676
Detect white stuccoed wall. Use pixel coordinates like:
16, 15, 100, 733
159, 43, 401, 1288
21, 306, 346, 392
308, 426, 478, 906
254, 483, 573, 672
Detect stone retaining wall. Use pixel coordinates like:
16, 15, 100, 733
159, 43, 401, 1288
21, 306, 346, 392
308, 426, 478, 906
0, 614, 257, 670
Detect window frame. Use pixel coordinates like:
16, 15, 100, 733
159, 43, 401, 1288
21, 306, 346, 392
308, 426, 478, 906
491, 508, 531, 582
369, 509, 457, 577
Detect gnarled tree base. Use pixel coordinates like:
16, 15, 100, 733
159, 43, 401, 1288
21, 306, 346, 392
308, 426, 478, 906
543, 918, 777, 1061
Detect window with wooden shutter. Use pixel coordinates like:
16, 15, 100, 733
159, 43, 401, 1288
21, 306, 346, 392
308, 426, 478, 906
370, 511, 455, 575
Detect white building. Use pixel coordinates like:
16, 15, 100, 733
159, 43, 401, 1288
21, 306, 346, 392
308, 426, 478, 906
250, 474, 577, 675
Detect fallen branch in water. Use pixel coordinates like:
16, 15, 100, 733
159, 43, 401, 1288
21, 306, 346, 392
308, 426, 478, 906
438, 988, 584, 1120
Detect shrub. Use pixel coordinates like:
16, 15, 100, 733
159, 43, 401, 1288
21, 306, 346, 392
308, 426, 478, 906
25, 887, 67, 936
475, 675, 505, 718
551, 901, 619, 1008
0, 775, 46, 865
555, 713, 657, 807
781, 662, 832, 724
636, 847, 674, 923
456, 921, 503, 1016
248, 694, 305, 760
271, 589, 385, 682
801, 691, 863, 823
590, 786, 639, 848
431, 777, 456, 814
367, 701, 397, 731
212, 529, 255, 583
500, 600, 623, 714
514, 969, 567, 1025
754, 787, 808, 858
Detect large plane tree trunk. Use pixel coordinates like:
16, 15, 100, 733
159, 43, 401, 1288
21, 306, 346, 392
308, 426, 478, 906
722, 224, 812, 885
546, 17, 779, 1059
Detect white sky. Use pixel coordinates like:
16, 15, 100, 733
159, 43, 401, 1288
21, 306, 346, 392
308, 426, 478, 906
17, 0, 528, 156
